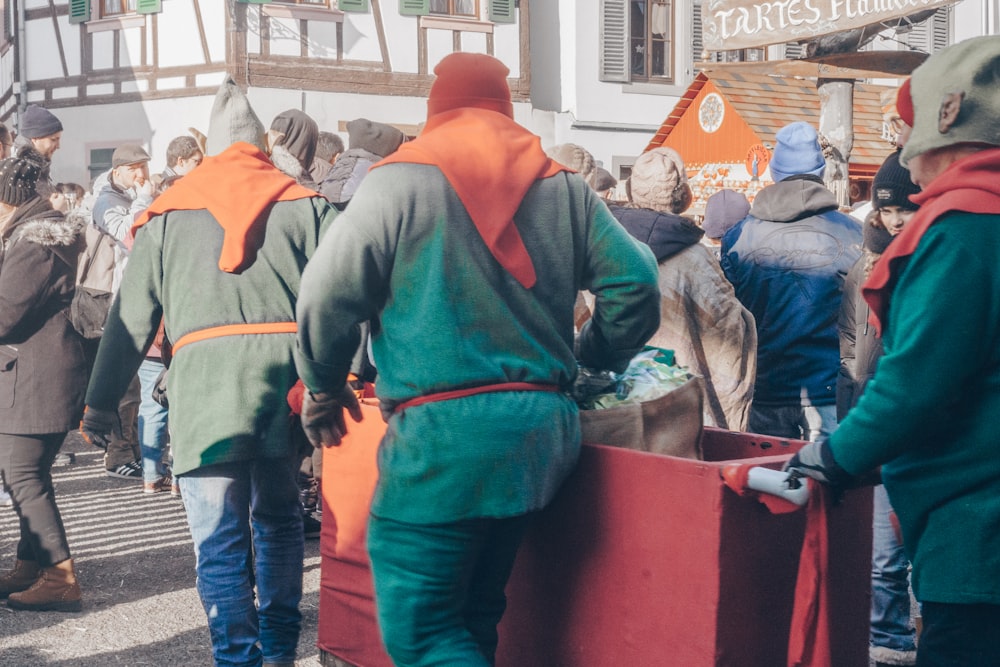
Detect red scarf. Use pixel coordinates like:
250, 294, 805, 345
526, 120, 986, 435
372, 108, 570, 289
863, 148, 1000, 334
131, 142, 317, 273
723, 464, 831, 667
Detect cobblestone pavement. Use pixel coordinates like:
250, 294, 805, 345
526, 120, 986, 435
0, 434, 322, 666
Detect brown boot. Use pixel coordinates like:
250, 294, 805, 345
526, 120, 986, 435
7, 558, 82, 612
0, 559, 40, 599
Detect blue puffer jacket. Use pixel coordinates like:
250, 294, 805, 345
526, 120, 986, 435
721, 177, 861, 406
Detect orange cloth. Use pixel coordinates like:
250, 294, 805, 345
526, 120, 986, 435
723, 464, 832, 667
373, 108, 570, 289
131, 142, 316, 273
862, 147, 1000, 334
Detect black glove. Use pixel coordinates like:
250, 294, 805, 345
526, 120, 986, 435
570, 365, 617, 406
301, 384, 364, 448
80, 406, 119, 451
783, 437, 853, 490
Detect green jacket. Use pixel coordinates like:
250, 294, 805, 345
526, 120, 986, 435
86, 197, 337, 475
831, 212, 1000, 604
296, 164, 660, 523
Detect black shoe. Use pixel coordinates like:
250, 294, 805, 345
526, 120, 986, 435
303, 512, 322, 539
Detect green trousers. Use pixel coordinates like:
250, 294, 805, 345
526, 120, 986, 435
367, 513, 532, 667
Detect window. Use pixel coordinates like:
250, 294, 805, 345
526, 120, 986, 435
89, 148, 115, 184
429, 0, 477, 17
101, 0, 135, 16
630, 1, 672, 80
600, 0, 676, 84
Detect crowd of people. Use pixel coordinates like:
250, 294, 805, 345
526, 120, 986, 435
0, 35, 998, 667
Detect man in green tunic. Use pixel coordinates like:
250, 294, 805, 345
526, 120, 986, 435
786, 36, 1000, 666
81, 80, 339, 667
294, 53, 661, 666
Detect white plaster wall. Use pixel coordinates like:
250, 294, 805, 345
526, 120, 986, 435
157, 0, 227, 68
307, 20, 339, 59
121, 24, 144, 69
953, 0, 997, 39
44, 96, 218, 187
492, 21, 520, 72
340, 12, 383, 62
24, 16, 65, 80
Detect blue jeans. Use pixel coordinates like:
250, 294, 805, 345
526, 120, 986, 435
748, 403, 838, 442
871, 484, 917, 654
179, 455, 304, 667
367, 513, 532, 667
137, 359, 170, 483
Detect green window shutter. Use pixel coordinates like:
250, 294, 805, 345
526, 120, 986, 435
599, 0, 629, 83
68, 0, 90, 24
489, 0, 515, 23
136, 0, 162, 14
339, 0, 370, 10
399, 0, 429, 16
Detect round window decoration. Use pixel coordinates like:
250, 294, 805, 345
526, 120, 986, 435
699, 93, 725, 133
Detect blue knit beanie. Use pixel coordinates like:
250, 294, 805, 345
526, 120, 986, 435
769, 121, 825, 182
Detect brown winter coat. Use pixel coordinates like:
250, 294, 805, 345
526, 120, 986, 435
0, 198, 88, 434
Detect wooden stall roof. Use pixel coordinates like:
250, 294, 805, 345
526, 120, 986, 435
645, 69, 895, 172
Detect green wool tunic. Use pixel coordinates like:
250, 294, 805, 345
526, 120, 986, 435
86, 197, 338, 475
296, 164, 661, 524
830, 212, 1000, 604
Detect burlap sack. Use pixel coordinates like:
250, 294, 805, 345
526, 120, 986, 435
579, 376, 704, 460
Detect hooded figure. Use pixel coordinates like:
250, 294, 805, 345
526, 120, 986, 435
269, 109, 320, 189
318, 118, 405, 206
721, 121, 861, 442
79, 77, 339, 666
293, 51, 660, 666
609, 147, 756, 430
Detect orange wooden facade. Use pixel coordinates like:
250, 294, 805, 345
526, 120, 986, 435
645, 71, 897, 214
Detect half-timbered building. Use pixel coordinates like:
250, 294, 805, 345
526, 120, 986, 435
0, 0, 991, 187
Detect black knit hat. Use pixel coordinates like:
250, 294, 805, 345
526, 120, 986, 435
872, 150, 920, 211
0, 157, 41, 206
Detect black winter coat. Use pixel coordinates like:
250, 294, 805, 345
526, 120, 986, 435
0, 197, 88, 434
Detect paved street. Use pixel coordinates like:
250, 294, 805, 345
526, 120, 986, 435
0, 435, 323, 666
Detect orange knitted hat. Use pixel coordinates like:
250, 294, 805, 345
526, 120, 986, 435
427, 53, 513, 119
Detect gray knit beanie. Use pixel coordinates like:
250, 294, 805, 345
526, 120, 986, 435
628, 147, 692, 215
545, 144, 596, 182
205, 78, 267, 156
347, 119, 405, 158
703, 189, 750, 239
19, 105, 62, 140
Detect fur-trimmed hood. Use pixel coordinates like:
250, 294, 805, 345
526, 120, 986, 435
271, 144, 319, 191
14, 210, 86, 247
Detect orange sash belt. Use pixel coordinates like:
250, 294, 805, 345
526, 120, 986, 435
172, 322, 297, 355
393, 382, 560, 415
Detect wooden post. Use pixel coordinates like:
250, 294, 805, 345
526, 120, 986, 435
817, 78, 854, 208
226, 0, 249, 87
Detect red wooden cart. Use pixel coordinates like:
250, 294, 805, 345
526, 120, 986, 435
317, 401, 872, 667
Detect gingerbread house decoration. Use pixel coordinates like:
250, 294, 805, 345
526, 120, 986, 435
645, 69, 898, 215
